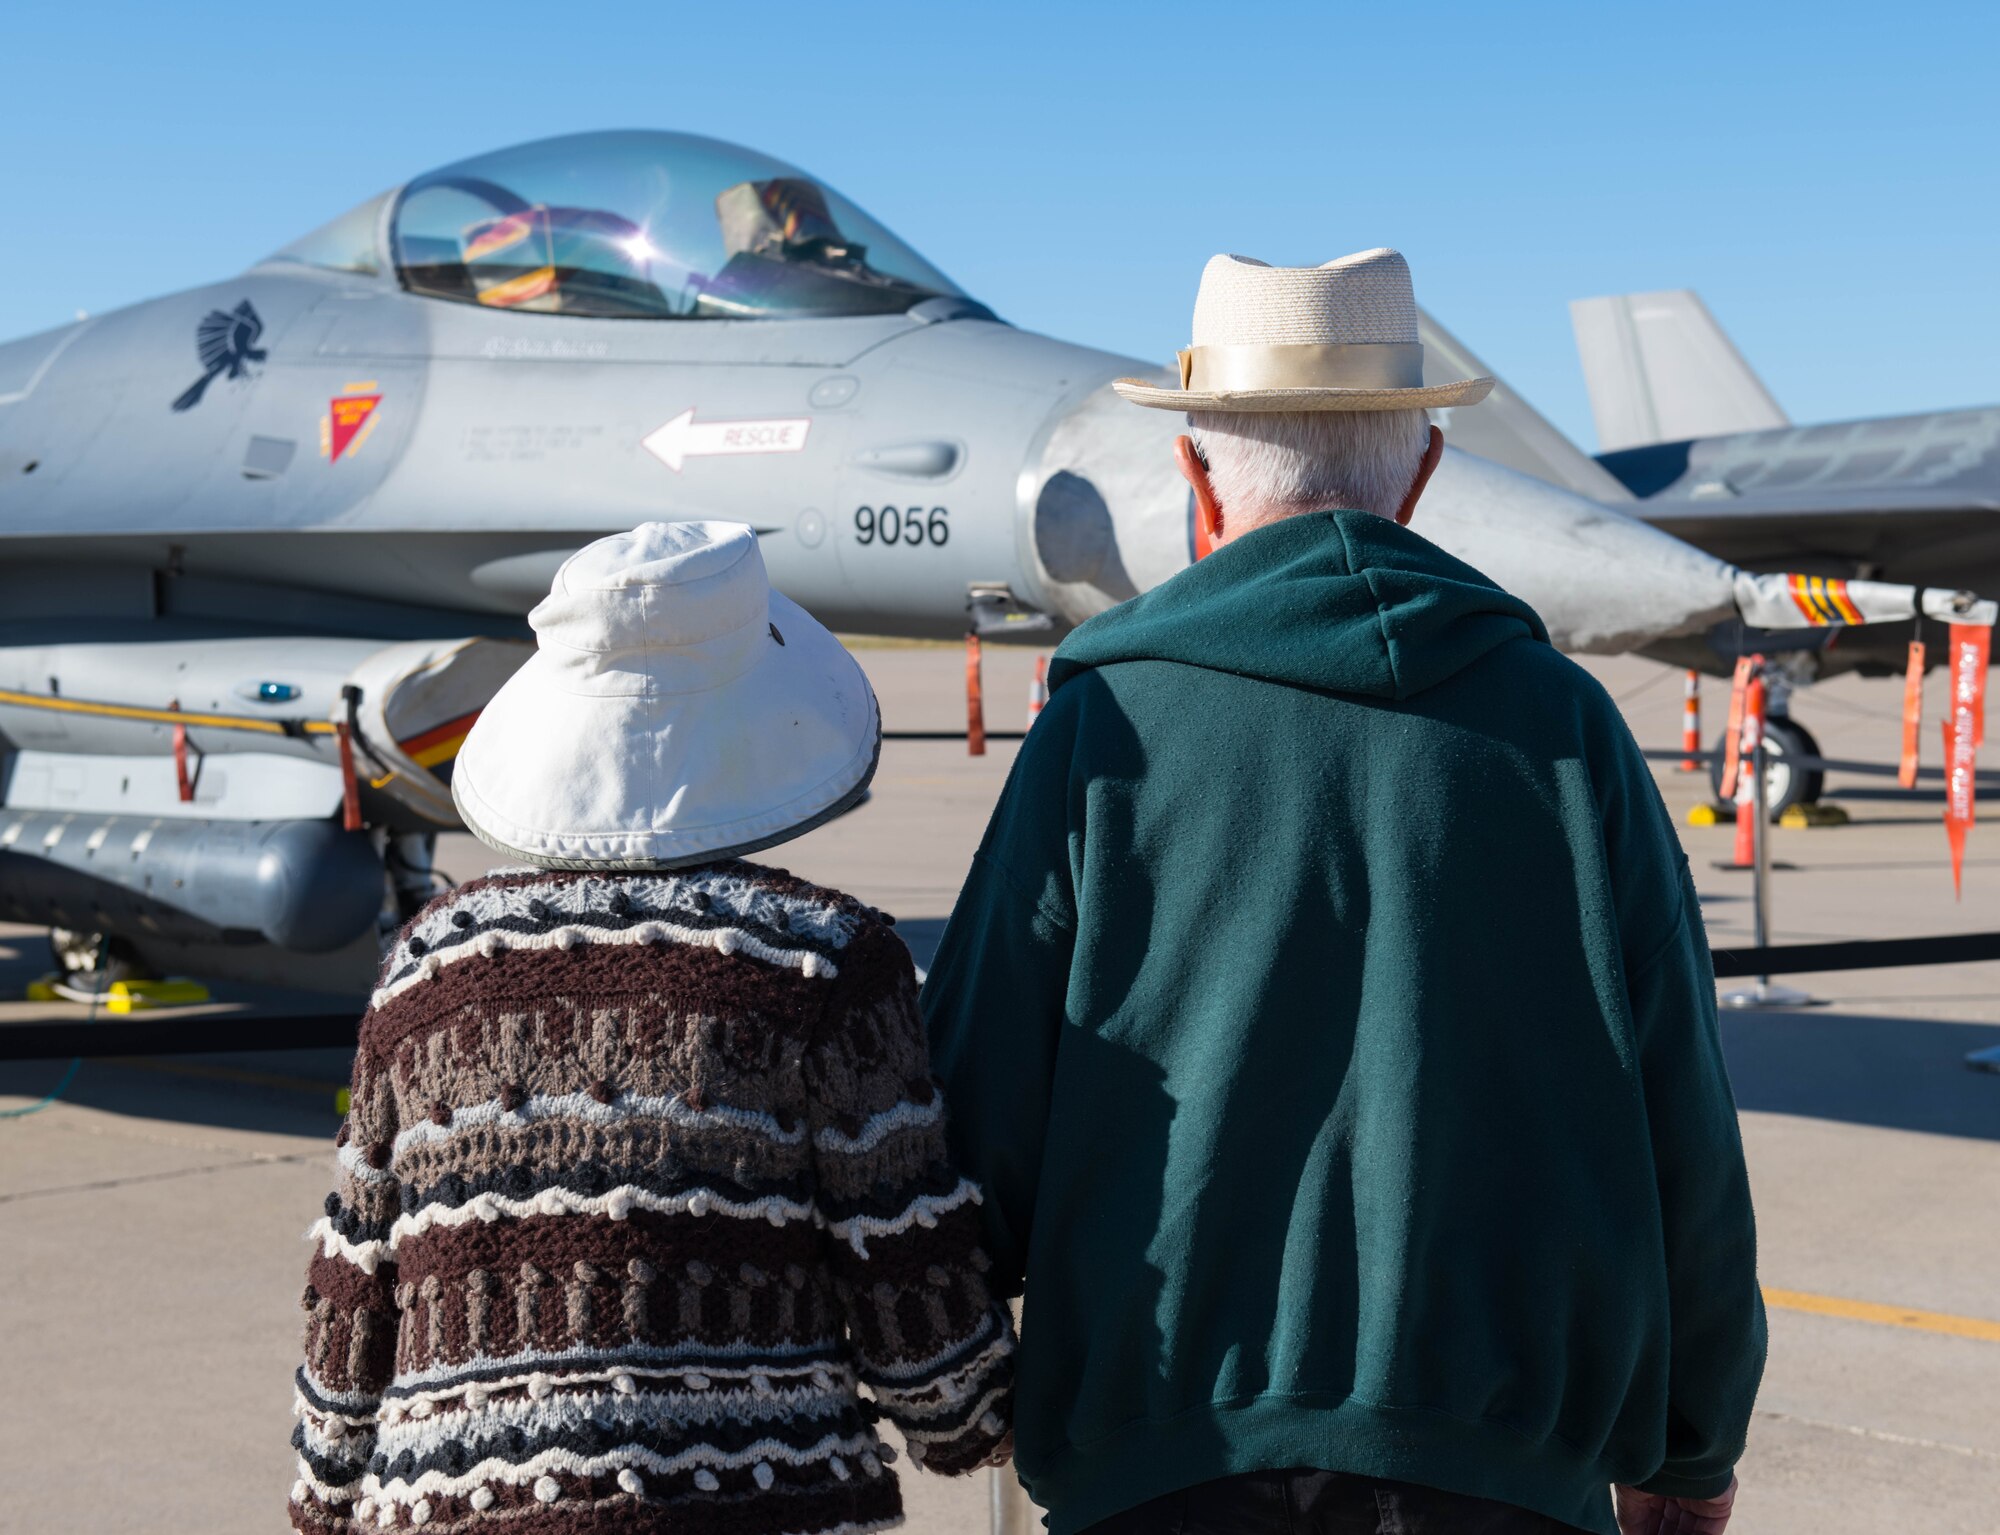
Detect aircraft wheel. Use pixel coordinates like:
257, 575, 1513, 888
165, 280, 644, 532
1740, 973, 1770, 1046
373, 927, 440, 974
1707, 719, 1825, 818
47, 927, 149, 999
1768, 719, 1826, 806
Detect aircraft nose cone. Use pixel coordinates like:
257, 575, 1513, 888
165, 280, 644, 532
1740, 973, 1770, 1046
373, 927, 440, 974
1417, 449, 1739, 653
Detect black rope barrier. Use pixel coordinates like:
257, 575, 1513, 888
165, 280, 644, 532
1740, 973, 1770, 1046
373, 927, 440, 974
6, 932, 2000, 1061
0, 1012, 360, 1062
1709, 931, 2000, 978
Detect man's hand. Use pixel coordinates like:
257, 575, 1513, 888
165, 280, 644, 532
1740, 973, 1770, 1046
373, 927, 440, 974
1614, 1476, 1736, 1535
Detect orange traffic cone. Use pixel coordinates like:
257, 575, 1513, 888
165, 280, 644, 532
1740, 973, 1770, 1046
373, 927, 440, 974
965, 632, 986, 757
1898, 639, 1926, 789
1727, 674, 1766, 869
1678, 670, 1702, 771
1026, 655, 1049, 729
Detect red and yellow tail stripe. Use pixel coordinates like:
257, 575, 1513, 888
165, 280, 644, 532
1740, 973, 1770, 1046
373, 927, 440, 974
395, 710, 481, 770
1786, 574, 1866, 626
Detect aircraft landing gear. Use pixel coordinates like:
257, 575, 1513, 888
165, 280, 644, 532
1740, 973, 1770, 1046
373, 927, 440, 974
45, 927, 151, 1003
1708, 716, 1826, 818
383, 831, 446, 927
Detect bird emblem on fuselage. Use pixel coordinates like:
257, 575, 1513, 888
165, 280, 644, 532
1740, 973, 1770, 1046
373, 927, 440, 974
171, 300, 267, 412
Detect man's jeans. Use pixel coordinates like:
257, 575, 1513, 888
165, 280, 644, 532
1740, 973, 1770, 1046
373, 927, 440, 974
1080, 1468, 1588, 1535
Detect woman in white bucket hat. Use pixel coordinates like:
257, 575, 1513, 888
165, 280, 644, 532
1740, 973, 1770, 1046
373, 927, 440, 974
451, 520, 881, 868
288, 522, 1015, 1535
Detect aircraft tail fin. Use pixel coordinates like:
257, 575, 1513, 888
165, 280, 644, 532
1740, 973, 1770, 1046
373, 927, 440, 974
1415, 307, 1633, 502
1569, 289, 1787, 452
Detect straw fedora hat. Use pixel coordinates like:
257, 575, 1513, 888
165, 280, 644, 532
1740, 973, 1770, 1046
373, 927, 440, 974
452, 522, 879, 870
1113, 248, 1493, 412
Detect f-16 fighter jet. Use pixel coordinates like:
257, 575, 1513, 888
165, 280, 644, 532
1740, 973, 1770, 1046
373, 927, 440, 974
0, 131, 1987, 998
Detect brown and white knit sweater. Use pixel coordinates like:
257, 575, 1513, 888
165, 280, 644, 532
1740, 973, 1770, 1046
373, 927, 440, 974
290, 861, 1015, 1535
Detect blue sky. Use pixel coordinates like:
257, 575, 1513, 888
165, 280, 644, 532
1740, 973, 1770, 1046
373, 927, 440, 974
6, 1, 1994, 450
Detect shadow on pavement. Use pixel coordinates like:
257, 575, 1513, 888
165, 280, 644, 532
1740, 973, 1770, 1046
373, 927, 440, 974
1720, 1009, 2000, 1141
13, 924, 1995, 1150
902, 916, 2000, 1145
0, 1047, 352, 1140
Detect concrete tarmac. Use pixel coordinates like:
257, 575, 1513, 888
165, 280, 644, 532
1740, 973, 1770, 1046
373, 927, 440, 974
2, 646, 1996, 1533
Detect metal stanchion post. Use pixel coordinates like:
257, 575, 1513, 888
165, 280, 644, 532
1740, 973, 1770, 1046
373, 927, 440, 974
1722, 675, 1815, 1009
1751, 729, 1774, 952
990, 1465, 1035, 1535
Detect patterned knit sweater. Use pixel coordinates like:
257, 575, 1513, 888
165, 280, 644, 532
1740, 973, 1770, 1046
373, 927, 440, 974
290, 861, 1016, 1535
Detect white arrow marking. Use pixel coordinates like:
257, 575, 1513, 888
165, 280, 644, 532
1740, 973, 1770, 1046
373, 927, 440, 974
641, 408, 812, 473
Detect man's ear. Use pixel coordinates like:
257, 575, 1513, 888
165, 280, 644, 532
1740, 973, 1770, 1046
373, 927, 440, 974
1175, 435, 1221, 557
1395, 424, 1445, 527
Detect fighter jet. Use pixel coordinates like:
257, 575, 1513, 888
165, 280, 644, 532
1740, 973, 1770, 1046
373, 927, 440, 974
1573, 289, 2000, 654
0, 131, 1983, 999
1571, 288, 2000, 799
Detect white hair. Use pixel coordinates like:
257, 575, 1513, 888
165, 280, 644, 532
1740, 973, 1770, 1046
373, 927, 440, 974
1187, 408, 1431, 524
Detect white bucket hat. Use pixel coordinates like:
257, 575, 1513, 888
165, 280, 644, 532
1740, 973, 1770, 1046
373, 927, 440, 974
1113, 248, 1494, 412
451, 521, 880, 870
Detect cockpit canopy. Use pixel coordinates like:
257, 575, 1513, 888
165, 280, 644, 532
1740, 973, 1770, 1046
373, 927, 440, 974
270, 130, 970, 321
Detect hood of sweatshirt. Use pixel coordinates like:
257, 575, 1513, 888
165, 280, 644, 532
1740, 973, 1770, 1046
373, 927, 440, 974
1047, 508, 1550, 702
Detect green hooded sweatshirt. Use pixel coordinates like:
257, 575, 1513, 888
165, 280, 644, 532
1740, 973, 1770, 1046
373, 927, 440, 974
921, 509, 1764, 1535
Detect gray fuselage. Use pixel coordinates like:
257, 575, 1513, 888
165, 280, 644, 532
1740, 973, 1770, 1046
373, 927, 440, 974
0, 260, 1749, 661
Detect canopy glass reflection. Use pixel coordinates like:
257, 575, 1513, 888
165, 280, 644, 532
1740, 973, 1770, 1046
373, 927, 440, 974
382, 131, 966, 320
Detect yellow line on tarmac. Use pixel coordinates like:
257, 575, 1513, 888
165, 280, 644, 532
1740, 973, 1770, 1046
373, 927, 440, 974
1764, 1287, 2000, 1343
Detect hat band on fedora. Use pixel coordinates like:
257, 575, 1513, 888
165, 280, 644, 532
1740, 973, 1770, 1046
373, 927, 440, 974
1177, 341, 1425, 393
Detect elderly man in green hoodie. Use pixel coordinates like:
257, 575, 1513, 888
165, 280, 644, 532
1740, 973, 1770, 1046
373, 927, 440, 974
921, 249, 1764, 1535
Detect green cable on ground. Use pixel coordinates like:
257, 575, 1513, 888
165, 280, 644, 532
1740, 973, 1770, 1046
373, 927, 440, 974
0, 1055, 83, 1119
1, 937, 107, 1120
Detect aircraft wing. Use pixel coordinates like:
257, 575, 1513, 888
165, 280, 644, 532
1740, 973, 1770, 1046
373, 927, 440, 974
1568, 286, 2000, 610
1598, 407, 2000, 584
